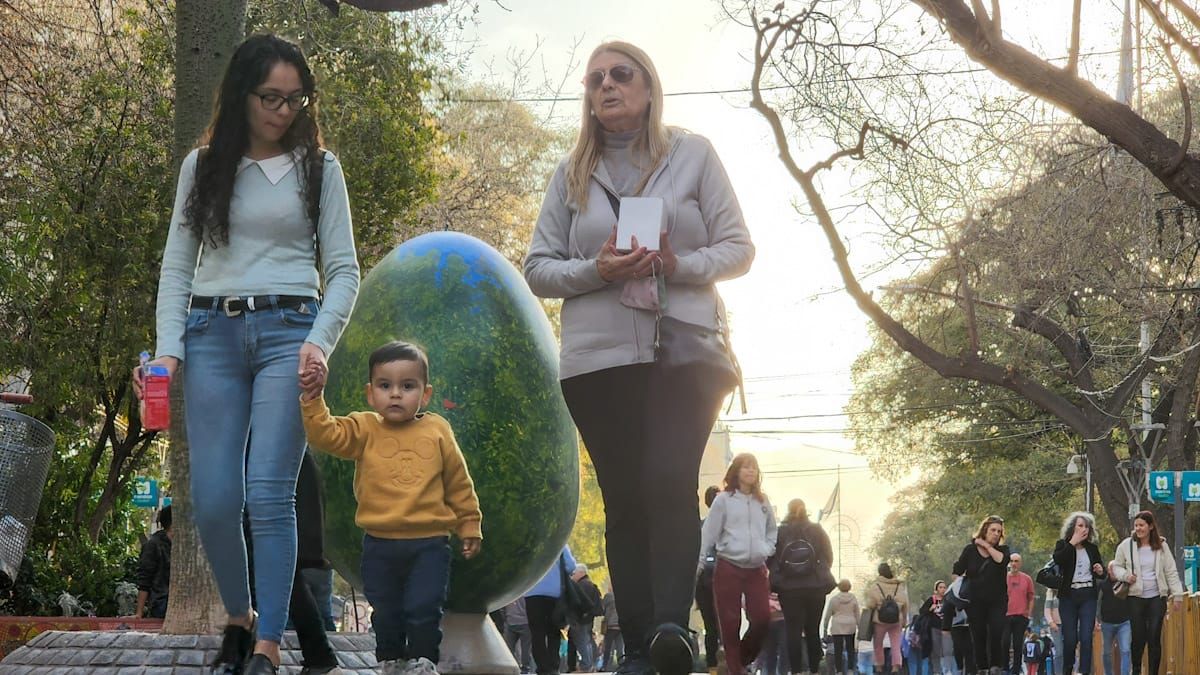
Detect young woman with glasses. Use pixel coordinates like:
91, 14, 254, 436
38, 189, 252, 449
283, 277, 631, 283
135, 33, 359, 675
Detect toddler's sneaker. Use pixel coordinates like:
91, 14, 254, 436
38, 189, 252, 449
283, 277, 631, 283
378, 659, 409, 675
406, 657, 440, 675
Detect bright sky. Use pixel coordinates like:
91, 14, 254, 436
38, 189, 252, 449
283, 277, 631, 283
447, 0, 1138, 579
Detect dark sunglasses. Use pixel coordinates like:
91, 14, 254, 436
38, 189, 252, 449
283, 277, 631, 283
583, 64, 639, 91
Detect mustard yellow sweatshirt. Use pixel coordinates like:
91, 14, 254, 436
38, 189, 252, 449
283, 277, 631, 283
300, 395, 482, 541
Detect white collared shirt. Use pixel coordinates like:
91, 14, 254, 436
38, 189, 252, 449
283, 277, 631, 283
236, 150, 304, 185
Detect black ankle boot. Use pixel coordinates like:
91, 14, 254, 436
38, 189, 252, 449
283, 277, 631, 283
648, 623, 694, 675
243, 654, 279, 675
210, 624, 254, 675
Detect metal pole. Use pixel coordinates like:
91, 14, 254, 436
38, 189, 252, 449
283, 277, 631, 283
1175, 472, 1185, 575
1085, 456, 1093, 513
837, 464, 842, 580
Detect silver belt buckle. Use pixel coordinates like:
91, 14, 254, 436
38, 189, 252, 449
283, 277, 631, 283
222, 297, 243, 317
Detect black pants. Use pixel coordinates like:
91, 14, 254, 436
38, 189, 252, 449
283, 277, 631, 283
1005, 614, 1029, 671
967, 599, 1007, 668
831, 634, 855, 673
695, 579, 721, 667
951, 625, 975, 672
290, 566, 337, 668
562, 363, 727, 650
1129, 595, 1166, 675
777, 589, 825, 673
527, 595, 563, 675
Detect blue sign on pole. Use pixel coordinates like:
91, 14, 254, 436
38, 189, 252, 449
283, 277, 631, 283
1184, 472, 1200, 502
132, 477, 158, 508
1185, 546, 1200, 593
1150, 471, 1175, 504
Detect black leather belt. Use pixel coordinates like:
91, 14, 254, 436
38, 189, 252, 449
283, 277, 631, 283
191, 295, 316, 317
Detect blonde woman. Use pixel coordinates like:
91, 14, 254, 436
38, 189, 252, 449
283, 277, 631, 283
524, 40, 754, 675
1110, 510, 1184, 675
822, 579, 860, 675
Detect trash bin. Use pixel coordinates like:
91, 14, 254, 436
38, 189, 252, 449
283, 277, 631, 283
0, 409, 55, 585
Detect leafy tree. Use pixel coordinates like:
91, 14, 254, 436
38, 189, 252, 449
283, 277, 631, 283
731, 0, 1200, 536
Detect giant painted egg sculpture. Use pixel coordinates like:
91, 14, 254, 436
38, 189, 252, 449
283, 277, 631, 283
320, 232, 579, 613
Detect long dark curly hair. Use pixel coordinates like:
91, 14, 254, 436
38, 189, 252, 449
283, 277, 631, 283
184, 34, 324, 247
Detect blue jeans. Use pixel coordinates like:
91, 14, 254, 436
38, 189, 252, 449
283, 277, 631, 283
1099, 621, 1130, 675
1058, 588, 1098, 674
362, 534, 452, 662
184, 297, 316, 642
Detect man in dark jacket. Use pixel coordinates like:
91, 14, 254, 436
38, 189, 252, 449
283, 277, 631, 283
135, 505, 172, 618
567, 564, 603, 671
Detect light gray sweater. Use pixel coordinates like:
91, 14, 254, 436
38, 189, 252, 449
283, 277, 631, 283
523, 130, 754, 379
700, 490, 777, 569
155, 148, 360, 361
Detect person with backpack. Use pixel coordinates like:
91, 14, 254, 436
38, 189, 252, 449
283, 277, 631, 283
1021, 629, 1043, 675
770, 498, 836, 675
568, 564, 605, 672
700, 453, 778, 675
822, 579, 860, 675
917, 582, 947, 675
953, 515, 1012, 675
866, 562, 909, 674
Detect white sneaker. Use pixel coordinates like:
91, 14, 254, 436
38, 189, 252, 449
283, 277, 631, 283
379, 659, 411, 675
406, 657, 440, 675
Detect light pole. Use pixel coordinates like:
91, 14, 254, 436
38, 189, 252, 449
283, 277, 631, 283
1067, 453, 1092, 512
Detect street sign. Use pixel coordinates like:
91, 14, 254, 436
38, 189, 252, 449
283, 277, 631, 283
1150, 471, 1175, 503
1185, 472, 1200, 501
1148, 471, 1200, 504
132, 477, 158, 508
1185, 546, 1200, 593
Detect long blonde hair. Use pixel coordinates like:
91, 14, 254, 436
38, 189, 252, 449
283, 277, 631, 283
567, 41, 672, 210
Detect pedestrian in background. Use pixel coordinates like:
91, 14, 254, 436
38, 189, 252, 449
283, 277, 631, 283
1096, 561, 1131, 675
953, 515, 1011, 675
697, 485, 722, 675
823, 579, 860, 675
865, 562, 909, 674
771, 497, 836, 675
701, 453, 778, 675
1004, 553, 1035, 674
504, 597, 534, 673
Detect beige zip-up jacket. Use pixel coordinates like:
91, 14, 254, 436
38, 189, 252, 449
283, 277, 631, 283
823, 590, 861, 636
524, 131, 754, 380
1111, 536, 1185, 600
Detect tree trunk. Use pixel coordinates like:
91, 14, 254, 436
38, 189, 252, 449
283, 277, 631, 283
161, 0, 247, 635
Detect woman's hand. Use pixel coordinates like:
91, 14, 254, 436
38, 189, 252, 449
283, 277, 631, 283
298, 342, 327, 399
973, 537, 990, 550
1127, 572, 1137, 584
132, 356, 180, 400
596, 227, 660, 282
1069, 530, 1087, 546
658, 231, 678, 278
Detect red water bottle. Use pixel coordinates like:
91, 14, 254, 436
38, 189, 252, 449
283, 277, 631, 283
140, 351, 171, 431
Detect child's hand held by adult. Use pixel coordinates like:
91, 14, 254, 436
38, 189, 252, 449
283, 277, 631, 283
461, 537, 481, 560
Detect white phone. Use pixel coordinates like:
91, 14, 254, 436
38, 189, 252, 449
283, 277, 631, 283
616, 197, 664, 252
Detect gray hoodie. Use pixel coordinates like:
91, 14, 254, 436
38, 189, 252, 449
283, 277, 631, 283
524, 131, 755, 379
700, 490, 778, 569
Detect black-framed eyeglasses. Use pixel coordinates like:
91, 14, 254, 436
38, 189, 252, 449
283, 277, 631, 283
583, 64, 639, 91
253, 91, 313, 111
